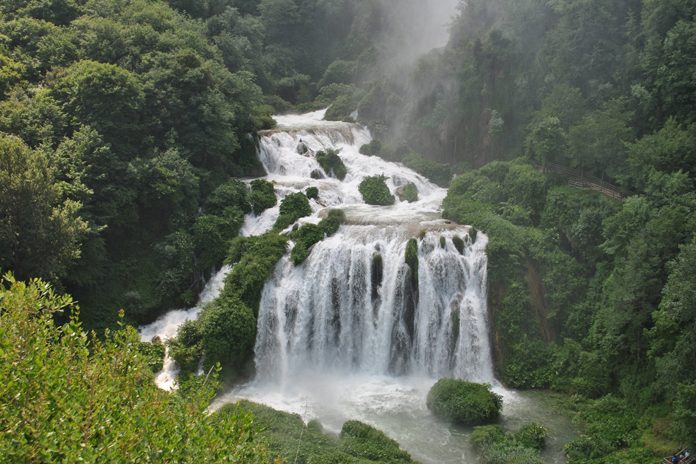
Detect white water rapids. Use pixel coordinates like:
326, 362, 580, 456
141, 110, 572, 463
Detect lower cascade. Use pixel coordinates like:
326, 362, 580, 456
255, 226, 493, 384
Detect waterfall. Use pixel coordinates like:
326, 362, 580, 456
141, 108, 495, 393
253, 109, 494, 385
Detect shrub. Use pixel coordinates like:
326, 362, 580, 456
290, 210, 345, 264
305, 186, 319, 199
223, 233, 289, 311
360, 140, 383, 156
316, 149, 348, 180
402, 152, 452, 187
138, 339, 165, 373
396, 183, 419, 202
514, 423, 548, 450
232, 401, 415, 463
249, 179, 276, 214
426, 379, 502, 426
359, 175, 395, 205
169, 319, 203, 374
274, 192, 312, 230
198, 294, 256, 372
340, 420, 414, 463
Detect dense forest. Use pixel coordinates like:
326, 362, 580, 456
1, 0, 695, 462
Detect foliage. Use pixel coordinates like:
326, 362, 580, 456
404, 238, 419, 287
396, 183, 418, 203
228, 401, 416, 464
359, 140, 382, 157
0, 274, 269, 462
274, 191, 312, 230
470, 422, 547, 464
0, 134, 88, 281
426, 379, 502, 426
290, 209, 346, 264
316, 148, 348, 180
305, 186, 319, 200
359, 175, 395, 206
250, 179, 277, 215
172, 232, 287, 377
402, 153, 451, 187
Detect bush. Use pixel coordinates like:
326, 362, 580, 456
402, 152, 452, 187
169, 320, 203, 374
198, 294, 256, 373
360, 140, 383, 157
274, 192, 312, 230
223, 233, 289, 311
340, 420, 414, 463
470, 423, 547, 464
290, 209, 345, 264
514, 423, 548, 450
396, 183, 419, 202
305, 186, 319, 199
249, 179, 276, 214
231, 401, 415, 463
316, 149, 348, 180
426, 379, 502, 426
405, 238, 419, 286
138, 339, 165, 373
359, 175, 395, 205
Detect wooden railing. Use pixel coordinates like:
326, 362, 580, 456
535, 162, 625, 201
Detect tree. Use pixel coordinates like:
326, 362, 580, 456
51, 60, 144, 157
0, 135, 88, 280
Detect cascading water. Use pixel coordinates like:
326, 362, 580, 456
255, 228, 493, 384
249, 109, 494, 386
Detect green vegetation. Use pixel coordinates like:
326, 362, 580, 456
316, 148, 348, 180
359, 175, 395, 206
0, 274, 269, 461
290, 209, 346, 265
172, 232, 288, 377
250, 179, 277, 215
470, 422, 548, 464
396, 183, 419, 203
0, 0, 368, 329
274, 192, 312, 231
404, 239, 419, 287
443, 154, 696, 458
402, 153, 452, 187
426, 379, 502, 426
305, 186, 319, 200
229, 401, 416, 464
360, 140, 383, 157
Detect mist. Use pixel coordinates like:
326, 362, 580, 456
373, 0, 459, 69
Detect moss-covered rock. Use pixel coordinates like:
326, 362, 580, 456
396, 183, 419, 202
305, 186, 319, 200
426, 379, 502, 426
359, 175, 395, 206
405, 238, 419, 286
360, 139, 383, 157
316, 148, 348, 180
290, 209, 346, 264
452, 235, 465, 254
274, 192, 312, 230
249, 179, 276, 214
